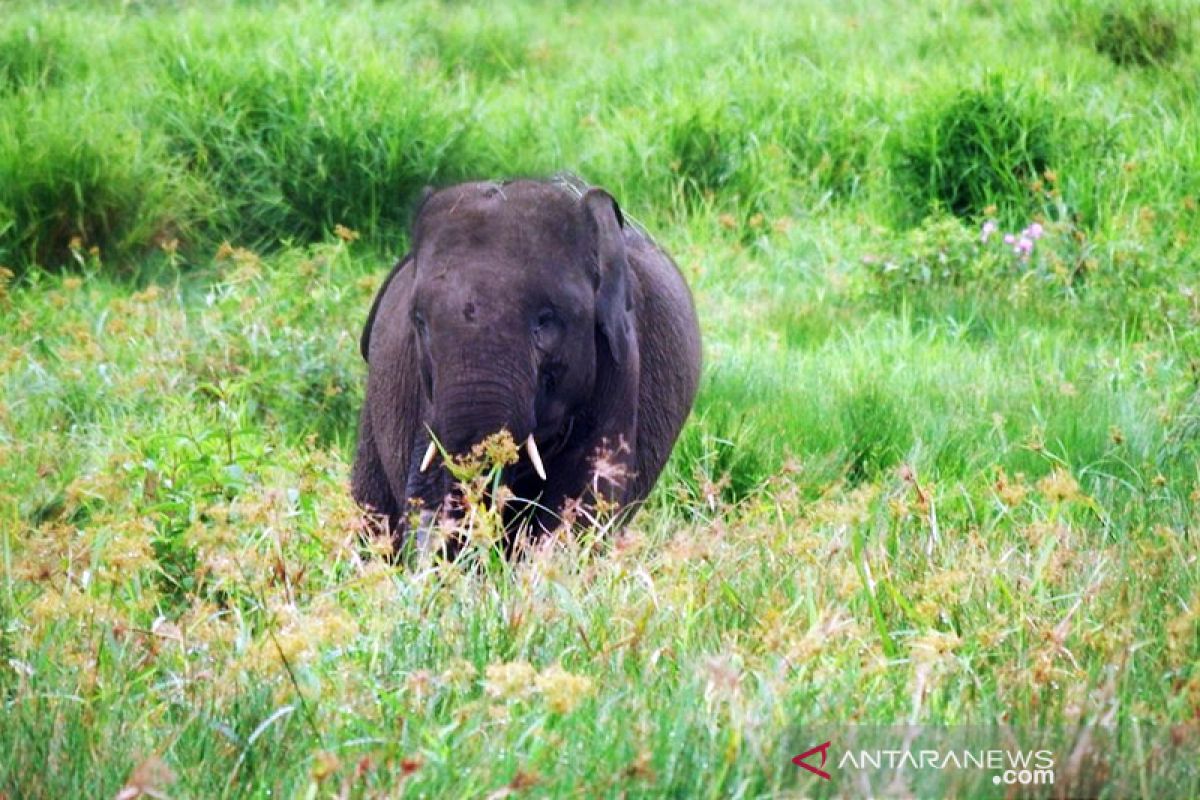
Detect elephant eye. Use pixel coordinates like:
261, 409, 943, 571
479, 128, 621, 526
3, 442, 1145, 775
534, 308, 557, 331
413, 311, 428, 335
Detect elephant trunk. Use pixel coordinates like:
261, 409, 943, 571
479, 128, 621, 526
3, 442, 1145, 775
399, 374, 531, 537
430, 356, 537, 457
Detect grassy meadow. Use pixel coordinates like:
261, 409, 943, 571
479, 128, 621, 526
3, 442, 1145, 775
2, 0, 1200, 796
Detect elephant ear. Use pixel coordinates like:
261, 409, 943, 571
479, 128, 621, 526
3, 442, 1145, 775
360, 186, 438, 361
359, 254, 411, 362
582, 188, 634, 366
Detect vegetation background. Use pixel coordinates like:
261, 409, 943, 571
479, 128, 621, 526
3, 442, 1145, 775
1, 0, 1198, 796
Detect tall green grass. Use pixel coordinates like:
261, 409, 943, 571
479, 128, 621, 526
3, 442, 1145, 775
1, 0, 1197, 271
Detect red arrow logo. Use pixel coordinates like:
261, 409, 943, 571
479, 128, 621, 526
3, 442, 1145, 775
792, 741, 832, 780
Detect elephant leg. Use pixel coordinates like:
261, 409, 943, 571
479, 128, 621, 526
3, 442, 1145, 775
526, 427, 637, 539
350, 406, 400, 538
398, 431, 460, 556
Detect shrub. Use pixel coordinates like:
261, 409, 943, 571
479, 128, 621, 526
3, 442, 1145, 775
1095, 4, 1190, 66
0, 94, 203, 272
863, 210, 1086, 305
865, 214, 988, 294
892, 76, 1067, 225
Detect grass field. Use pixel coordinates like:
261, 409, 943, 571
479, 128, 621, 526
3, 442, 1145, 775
2, 0, 1199, 796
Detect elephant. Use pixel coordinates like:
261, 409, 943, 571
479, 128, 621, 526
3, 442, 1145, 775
351, 177, 701, 550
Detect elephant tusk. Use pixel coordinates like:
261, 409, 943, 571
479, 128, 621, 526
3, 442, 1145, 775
525, 435, 547, 481
419, 441, 437, 472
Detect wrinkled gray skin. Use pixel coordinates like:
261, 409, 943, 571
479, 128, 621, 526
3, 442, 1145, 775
351, 179, 701, 549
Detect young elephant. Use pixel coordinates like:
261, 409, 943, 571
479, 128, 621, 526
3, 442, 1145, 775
352, 178, 701, 548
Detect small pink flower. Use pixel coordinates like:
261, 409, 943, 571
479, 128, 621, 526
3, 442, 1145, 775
980, 220, 998, 242
1003, 233, 1016, 246
1014, 236, 1034, 258
1025, 222, 1044, 240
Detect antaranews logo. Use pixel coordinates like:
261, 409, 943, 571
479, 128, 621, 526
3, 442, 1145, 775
791, 741, 832, 780
790, 736, 1057, 793
788, 724, 1197, 798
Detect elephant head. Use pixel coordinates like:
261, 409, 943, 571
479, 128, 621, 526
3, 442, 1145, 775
415, 182, 631, 445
